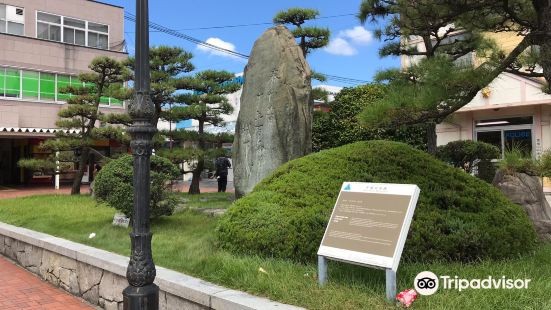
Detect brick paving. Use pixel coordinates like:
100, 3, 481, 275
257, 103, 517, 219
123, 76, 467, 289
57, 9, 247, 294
0, 179, 233, 199
171, 179, 235, 194
0, 256, 94, 310
0, 185, 90, 199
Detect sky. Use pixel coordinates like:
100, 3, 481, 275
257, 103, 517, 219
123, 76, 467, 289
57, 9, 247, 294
102, 0, 399, 87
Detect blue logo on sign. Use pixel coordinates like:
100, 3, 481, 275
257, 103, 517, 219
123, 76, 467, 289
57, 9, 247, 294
344, 184, 351, 191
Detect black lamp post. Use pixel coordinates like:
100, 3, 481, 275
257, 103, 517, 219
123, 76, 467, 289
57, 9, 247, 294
123, 0, 159, 309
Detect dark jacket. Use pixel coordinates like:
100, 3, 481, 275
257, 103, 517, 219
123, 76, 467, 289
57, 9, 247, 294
214, 157, 231, 177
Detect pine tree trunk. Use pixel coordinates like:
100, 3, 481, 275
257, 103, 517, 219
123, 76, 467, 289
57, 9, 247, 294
188, 159, 203, 195
539, 2, 551, 89
71, 147, 90, 195
188, 118, 206, 195
426, 122, 437, 155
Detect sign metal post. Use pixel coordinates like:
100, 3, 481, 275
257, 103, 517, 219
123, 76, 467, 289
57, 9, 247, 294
317, 182, 420, 302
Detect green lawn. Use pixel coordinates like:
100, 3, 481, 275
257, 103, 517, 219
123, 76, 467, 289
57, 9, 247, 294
0, 194, 549, 310
178, 192, 235, 209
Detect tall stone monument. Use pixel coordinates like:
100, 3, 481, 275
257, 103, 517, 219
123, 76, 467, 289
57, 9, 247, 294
233, 25, 312, 198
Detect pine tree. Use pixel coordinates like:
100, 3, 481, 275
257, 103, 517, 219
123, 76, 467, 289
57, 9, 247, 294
161, 70, 241, 194
123, 46, 194, 127
273, 8, 331, 57
357, 0, 548, 154
18, 56, 130, 194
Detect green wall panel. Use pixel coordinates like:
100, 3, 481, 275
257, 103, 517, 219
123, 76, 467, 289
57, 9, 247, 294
40, 73, 56, 101
0, 69, 5, 96
5, 69, 20, 97
22, 71, 39, 100
0, 67, 124, 107
57, 75, 71, 101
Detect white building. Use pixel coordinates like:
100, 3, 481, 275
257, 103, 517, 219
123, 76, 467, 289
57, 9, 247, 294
402, 32, 549, 158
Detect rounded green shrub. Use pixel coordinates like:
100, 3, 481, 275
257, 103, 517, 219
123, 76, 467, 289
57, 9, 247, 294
93, 154, 180, 219
217, 141, 537, 263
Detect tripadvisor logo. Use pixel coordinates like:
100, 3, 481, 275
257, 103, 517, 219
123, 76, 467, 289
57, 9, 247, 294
414, 271, 531, 296
414, 271, 439, 295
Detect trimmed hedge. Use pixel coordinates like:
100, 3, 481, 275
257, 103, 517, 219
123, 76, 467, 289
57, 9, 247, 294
93, 154, 180, 219
217, 141, 537, 263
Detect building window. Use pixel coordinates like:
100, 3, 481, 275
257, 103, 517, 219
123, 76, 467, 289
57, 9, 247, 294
0, 66, 123, 107
63, 17, 86, 46
0, 4, 25, 36
37, 12, 61, 41
475, 117, 534, 158
88, 22, 109, 49
36, 11, 109, 50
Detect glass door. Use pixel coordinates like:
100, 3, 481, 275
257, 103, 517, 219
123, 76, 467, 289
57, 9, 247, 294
476, 131, 502, 154
474, 117, 534, 158
504, 129, 532, 156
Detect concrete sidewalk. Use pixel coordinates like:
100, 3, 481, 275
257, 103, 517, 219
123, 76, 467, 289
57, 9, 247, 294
0, 256, 94, 309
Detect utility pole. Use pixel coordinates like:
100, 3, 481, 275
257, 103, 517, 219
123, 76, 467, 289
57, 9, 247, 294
123, 0, 159, 309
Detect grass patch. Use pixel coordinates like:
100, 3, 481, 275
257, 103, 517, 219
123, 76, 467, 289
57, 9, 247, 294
178, 192, 234, 209
0, 194, 549, 310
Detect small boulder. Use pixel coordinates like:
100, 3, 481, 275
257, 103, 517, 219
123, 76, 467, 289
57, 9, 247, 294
493, 171, 551, 240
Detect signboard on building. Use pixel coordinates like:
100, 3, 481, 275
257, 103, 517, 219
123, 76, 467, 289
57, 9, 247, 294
318, 182, 420, 271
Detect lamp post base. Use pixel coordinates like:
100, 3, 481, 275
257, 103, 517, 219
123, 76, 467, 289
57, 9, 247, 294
123, 284, 159, 310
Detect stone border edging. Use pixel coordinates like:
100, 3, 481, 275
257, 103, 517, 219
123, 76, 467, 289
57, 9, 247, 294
0, 222, 304, 310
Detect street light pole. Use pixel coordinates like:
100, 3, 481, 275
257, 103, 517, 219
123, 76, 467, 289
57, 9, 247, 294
123, 0, 159, 309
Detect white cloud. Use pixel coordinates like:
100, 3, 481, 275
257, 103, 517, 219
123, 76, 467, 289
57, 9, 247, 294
324, 26, 374, 57
324, 37, 358, 56
340, 26, 374, 45
197, 37, 238, 58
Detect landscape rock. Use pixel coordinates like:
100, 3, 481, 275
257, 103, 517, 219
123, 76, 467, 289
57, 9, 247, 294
99, 271, 126, 303
233, 25, 312, 198
194, 208, 227, 217
16, 244, 42, 273
493, 171, 551, 240
59, 267, 79, 294
77, 262, 103, 304
4, 237, 16, 260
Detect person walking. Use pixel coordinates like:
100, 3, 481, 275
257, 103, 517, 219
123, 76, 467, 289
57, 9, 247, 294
212, 155, 231, 192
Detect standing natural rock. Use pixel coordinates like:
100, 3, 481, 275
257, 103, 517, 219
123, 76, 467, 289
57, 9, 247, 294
493, 171, 551, 240
233, 25, 312, 198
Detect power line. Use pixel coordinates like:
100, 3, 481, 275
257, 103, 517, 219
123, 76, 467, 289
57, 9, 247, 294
124, 12, 370, 86
125, 12, 248, 59
124, 13, 356, 33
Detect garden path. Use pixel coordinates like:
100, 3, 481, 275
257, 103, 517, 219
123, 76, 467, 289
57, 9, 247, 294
0, 256, 94, 309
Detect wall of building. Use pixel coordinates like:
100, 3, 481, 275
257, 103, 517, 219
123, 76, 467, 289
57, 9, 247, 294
0, 0, 127, 130
437, 73, 551, 155
0, 33, 127, 74
3, 0, 124, 46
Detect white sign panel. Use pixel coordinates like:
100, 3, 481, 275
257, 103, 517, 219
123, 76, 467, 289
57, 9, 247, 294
318, 182, 420, 271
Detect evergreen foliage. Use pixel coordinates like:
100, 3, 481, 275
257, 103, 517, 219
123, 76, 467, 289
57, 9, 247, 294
162, 70, 241, 194
18, 56, 130, 194
313, 84, 426, 151
217, 141, 537, 263
93, 154, 180, 219
123, 46, 194, 126
357, 0, 551, 154
273, 7, 330, 56
437, 140, 500, 183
